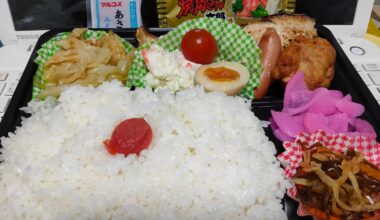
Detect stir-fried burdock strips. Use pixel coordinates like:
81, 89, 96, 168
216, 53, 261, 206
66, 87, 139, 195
293, 144, 380, 219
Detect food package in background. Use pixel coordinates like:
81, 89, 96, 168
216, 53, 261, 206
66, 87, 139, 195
88, 0, 143, 28
156, 0, 296, 27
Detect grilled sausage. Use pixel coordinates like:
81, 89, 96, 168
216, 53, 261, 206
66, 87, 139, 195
254, 28, 282, 99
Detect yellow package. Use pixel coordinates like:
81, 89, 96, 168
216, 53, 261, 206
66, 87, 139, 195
157, 0, 296, 27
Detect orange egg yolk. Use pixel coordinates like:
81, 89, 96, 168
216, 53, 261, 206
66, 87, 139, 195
204, 67, 240, 82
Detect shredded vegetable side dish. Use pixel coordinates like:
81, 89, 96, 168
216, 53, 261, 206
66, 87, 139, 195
34, 28, 134, 99
293, 145, 380, 219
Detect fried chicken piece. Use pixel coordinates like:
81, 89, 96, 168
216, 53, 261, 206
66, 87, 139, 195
271, 36, 336, 89
136, 27, 157, 46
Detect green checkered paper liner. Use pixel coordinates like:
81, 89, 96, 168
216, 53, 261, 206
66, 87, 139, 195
33, 30, 134, 98
127, 18, 263, 98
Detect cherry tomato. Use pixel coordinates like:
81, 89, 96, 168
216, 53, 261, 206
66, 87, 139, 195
104, 118, 153, 156
181, 29, 218, 64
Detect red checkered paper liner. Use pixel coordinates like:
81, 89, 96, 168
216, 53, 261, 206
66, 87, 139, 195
277, 130, 380, 216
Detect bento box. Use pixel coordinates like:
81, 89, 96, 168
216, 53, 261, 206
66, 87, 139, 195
0, 23, 379, 220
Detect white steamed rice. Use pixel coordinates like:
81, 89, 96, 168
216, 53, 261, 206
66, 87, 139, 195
0, 81, 289, 219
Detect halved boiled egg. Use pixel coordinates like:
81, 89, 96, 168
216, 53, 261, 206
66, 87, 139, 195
195, 61, 250, 96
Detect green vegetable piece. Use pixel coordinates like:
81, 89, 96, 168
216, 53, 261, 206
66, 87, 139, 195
232, 0, 243, 13
251, 4, 268, 17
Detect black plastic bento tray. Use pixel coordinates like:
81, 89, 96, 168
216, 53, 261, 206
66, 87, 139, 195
1, 25, 380, 220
